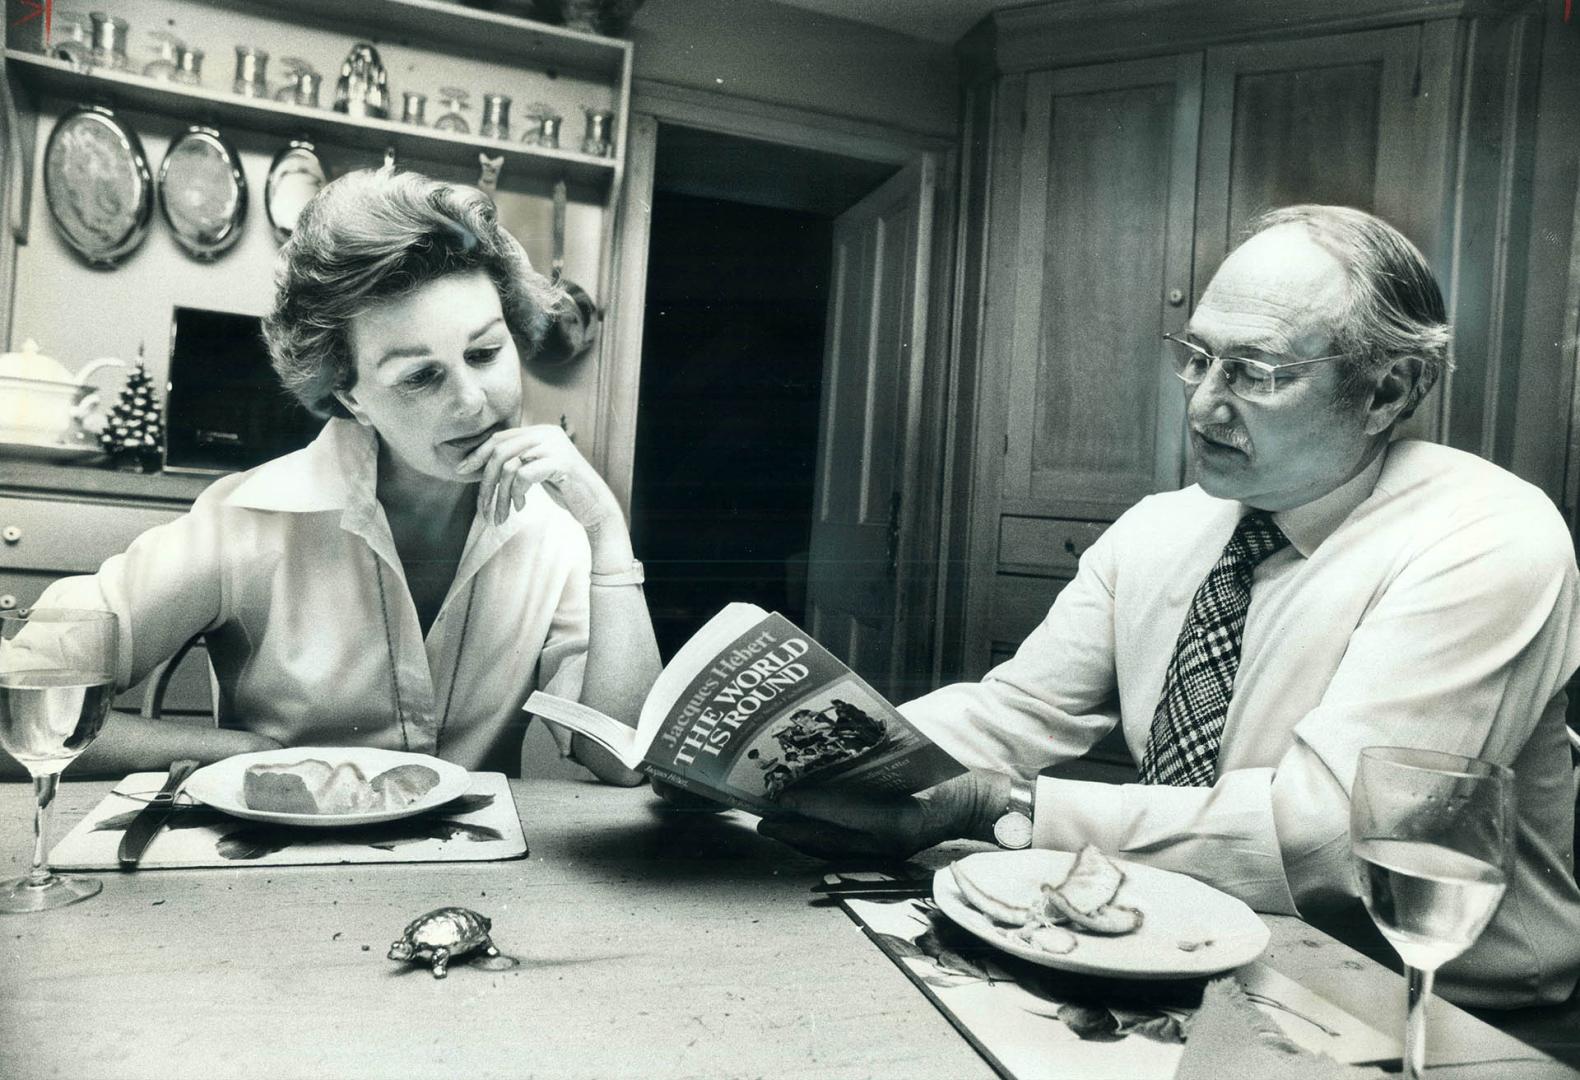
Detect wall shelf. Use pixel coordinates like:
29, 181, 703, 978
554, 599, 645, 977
5, 51, 619, 189
240, 0, 629, 80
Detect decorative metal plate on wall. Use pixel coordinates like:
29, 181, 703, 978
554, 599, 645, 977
158, 126, 248, 260
264, 140, 326, 243
42, 105, 154, 267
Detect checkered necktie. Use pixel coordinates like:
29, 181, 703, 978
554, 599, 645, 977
1137, 510, 1289, 787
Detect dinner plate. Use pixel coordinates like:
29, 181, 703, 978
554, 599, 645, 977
933, 850, 1270, 979
184, 747, 469, 827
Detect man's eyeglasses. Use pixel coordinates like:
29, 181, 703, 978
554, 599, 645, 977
1163, 333, 1346, 401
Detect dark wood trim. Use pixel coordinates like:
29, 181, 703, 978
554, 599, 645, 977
960, 73, 1027, 679
1442, 9, 1543, 463
1562, 166, 1580, 529
953, 16, 998, 83
933, 80, 995, 687
597, 111, 657, 517
899, 148, 958, 702
630, 79, 951, 160
984, 0, 1535, 74
1564, 192, 1580, 527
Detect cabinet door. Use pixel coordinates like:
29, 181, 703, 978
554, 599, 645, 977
1002, 55, 1202, 520
1193, 25, 1453, 293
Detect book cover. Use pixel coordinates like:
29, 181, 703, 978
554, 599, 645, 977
525, 603, 962, 812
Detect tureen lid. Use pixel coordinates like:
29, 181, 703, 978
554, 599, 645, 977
0, 340, 75, 384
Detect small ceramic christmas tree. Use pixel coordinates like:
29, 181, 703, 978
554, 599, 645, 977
99, 350, 164, 472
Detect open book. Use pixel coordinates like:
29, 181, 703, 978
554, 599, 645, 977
525, 603, 964, 813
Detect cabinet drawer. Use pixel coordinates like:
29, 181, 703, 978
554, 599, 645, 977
999, 516, 1109, 575
990, 573, 1068, 650
0, 496, 181, 573
0, 569, 56, 612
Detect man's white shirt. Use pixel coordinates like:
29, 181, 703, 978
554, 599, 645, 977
904, 439, 1580, 1007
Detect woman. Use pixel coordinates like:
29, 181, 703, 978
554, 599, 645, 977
20, 168, 658, 783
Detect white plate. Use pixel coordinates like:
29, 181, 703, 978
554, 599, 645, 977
184, 747, 469, 828
933, 850, 1270, 979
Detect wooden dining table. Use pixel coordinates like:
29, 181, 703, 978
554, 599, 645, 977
1, 775, 1574, 1079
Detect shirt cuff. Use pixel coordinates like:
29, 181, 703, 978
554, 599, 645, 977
1030, 776, 1124, 851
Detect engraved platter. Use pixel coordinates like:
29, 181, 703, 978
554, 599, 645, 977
42, 105, 154, 267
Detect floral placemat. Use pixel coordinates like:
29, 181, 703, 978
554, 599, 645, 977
838, 895, 1395, 1080
50, 771, 527, 869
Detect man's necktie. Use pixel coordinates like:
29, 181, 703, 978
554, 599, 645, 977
1137, 510, 1290, 786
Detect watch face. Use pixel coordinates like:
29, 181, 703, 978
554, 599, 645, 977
993, 811, 1033, 850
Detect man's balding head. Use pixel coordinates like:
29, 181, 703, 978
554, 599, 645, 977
1245, 206, 1450, 421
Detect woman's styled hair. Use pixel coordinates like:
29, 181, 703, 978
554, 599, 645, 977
1247, 205, 1452, 421
262, 168, 564, 418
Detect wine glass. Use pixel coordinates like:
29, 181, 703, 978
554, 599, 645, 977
1351, 746, 1514, 1080
0, 608, 119, 912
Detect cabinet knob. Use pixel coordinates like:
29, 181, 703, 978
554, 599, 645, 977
0, 595, 15, 610
1167, 288, 1185, 307
1, 525, 19, 544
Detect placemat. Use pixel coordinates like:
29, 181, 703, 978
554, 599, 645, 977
837, 894, 1396, 1080
50, 771, 527, 869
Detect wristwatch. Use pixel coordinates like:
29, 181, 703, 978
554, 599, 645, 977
991, 775, 1036, 850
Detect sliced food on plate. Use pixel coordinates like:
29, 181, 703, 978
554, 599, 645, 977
242, 759, 442, 815
950, 844, 1143, 954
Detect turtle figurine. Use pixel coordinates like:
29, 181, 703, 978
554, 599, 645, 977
388, 906, 499, 978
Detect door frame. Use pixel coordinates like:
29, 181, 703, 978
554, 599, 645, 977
598, 78, 957, 685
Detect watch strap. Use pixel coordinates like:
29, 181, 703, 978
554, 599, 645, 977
992, 774, 1037, 850
1007, 775, 1035, 820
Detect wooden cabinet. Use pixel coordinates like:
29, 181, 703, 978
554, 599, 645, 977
1193, 24, 1455, 296
952, 2, 1543, 694
999, 56, 1198, 522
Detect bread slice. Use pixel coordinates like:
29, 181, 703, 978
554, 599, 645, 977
1038, 844, 1144, 934
949, 850, 1072, 925
243, 759, 377, 814
369, 764, 441, 808
244, 760, 333, 814
314, 762, 375, 814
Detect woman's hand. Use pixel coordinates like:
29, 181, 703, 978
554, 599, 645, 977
458, 424, 623, 533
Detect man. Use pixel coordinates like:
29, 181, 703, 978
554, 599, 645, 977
760, 205, 1580, 1008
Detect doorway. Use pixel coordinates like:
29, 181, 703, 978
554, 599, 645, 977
629, 124, 897, 660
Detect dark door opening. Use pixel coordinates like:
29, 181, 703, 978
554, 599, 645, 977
632, 192, 831, 659
630, 125, 900, 660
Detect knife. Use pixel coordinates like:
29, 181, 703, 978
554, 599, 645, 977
118, 759, 200, 868
811, 871, 936, 898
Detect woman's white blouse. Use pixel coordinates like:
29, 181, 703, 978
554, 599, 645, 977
39, 419, 589, 771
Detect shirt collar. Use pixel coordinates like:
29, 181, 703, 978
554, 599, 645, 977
221, 418, 527, 565
222, 417, 378, 517
1269, 444, 1388, 557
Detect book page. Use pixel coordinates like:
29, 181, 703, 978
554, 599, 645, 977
524, 693, 643, 769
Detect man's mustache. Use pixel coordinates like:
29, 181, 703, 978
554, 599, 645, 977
1192, 424, 1252, 453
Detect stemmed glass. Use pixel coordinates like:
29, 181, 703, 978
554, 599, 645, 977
1351, 746, 1514, 1080
0, 608, 119, 912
